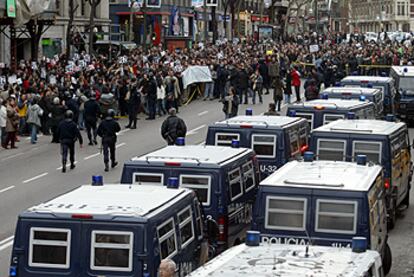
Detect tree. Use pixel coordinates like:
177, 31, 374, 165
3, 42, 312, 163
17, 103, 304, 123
66, 0, 79, 62
26, 20, 45, 61
283, 0, 312, 36
221, 0, 239, 39
87, 0, 102, 55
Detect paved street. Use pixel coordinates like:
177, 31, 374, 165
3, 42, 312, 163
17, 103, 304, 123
0, 93, 413, 276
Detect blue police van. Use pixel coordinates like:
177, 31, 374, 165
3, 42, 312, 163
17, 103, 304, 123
341, 76, 396, 114
320, 87, 384, 115
121, 145, 260, 254
205, 115, 310, 178
390, 66, 414, 121
251, 157, 392, 275
9, 184, 207, 277
286, 99, 377, 130
310, 119, 412, 229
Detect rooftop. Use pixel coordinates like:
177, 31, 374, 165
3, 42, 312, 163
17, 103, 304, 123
129, 145, 252, 167
322, 87, 381, 95
26, 185, 190, 218
289, 99, 372, 109
341, 76, 393, 83
186, 243, 380, 277
212, 115, 305, 129
313, 119, 405, 135
260, 160, 382, 191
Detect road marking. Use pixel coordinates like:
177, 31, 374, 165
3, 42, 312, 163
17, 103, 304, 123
56, 161, 78, 170
187, 125, 206, 135
1, 152, 24, 161
23, 172, 48, 184
0, 236, 14, 252
116, 142, 127, 149
198, 111, 209, 116
117, 129, 131, 136
0, 186, 15, 194
84, 153, 100, 160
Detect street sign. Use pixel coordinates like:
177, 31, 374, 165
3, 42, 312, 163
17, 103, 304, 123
206, 0, 218, 7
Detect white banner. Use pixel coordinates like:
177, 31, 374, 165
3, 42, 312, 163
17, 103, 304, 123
192, 0, 203, 7
182, 66, 212, 89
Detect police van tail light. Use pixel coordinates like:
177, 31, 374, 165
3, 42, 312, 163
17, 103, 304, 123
384, 178, 391, 190
165, 162, 181, 167
72, 214, 93, 219
218, 216, 227, 242
300, 144, 309, 154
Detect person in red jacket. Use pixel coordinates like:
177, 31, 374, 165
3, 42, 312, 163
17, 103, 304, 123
291, 66, 301, 103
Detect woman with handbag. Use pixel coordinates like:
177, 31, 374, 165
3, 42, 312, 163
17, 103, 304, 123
4, 96, 19, 149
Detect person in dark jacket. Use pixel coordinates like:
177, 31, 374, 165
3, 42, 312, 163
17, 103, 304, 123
56, 110, 83, 173
50, 97, 66, 143
97, 109, 121, 172
84, 91, 101, 145
222, 87, 239, 119
161, 108, 187, 145
237, 66, 250, 104
125, 78, 141, 129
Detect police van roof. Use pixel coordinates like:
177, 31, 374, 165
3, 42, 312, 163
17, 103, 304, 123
24, 185, 192, 220
129, 145, 252, 168
289, 99, 372, 109
211, 115, 306, 129
323, 87, 381, 95
186, 243, 380, 277
313, 119, 405, 135
342, 76, 393, 83
391, 66, 414, 76
260, 160, 382, 191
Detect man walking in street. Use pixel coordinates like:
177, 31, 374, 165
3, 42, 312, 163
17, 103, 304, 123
161, 108, 187, 145
97, 109, 121, 172
56, 110, 83, 173
84, 91, 100, 145
125, 78, 141, 129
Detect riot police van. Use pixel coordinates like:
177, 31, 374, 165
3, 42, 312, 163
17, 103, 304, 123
286, 98, 377, 130
310, 119, 412, 228
341, 76, 396, 114
321, 87, 384, 115
186, 233, 384, 277
121, 145, 260, 254
9, 183, 207, 277
251, 157, 392, 275
390, 66, 414, 121
205, 115, 309, 178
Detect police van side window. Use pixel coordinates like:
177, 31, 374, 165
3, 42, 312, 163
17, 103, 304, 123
180, 175, 211, 206
158, 218, 177, 259
194, 199, 204, 239
323, 114, 345, 125
265, 196, 307, 231
242, 161, 256, 192
215, 133, 240, 147
90, 231, 133, 272
133, 173, 164, 185
317, 139, 346, 161
178, 206, 195, 248
29, 227, 71, 269
251, 134, 276, 158
315, 200, 358, 234
228, 168, 243, 201
352, 141, 382, 164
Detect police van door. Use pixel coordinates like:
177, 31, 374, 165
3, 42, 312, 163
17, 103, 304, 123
399, 131, 411, 203
368, 175, 387, 253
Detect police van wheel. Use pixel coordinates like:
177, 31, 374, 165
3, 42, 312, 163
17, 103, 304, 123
387, 200, 397, 230
383, 243, 392, 276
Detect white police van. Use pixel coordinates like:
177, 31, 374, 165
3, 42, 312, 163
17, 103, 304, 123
9, 181, 206, 277
251, 156, 392, 275
205, 115, 310, 179
121, 145, 260, 254
186, 233, 384, 277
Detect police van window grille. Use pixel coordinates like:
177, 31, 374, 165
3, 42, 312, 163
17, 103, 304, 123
352, 141, 381, 164
180, 175, 211, 206
251, 134, 276, 158
194, 199, 203, 238
91, 231, 133, 271
242, 161, 256, 192
316, 200, 357, 234
299, 126, 308, 146
158, 218, 177, 259
133, 173, 164, 185
178, 206, 195, 248
265, 197, 307, 231
296, 113, 313, 130
29, 228, 71, 269
289, 131, 299, 154
317, 139, 346, 161
215, 133, 240, 146
228, 168, 243, 201
323, 114, 344, 125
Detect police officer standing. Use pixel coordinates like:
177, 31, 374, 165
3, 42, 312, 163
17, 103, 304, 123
161, 108, 187, 145
84, 91, 100, 145
97, 109, 121, 172
56, 110, 83, 173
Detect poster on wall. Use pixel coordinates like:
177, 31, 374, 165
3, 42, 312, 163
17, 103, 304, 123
191, 0, 203, 7
146, 0, 161, 8
206, 0, 218, 6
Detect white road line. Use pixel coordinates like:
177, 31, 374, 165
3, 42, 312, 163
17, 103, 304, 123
22, 172, 48, 184
0, 236, 14, 252
84, 153, 101, 160
1, 152, 24, 161
117, 129, 131, 136
56, 161, 78, 170
0, 186, 15, 194
116, 142, 127, 148
187, 124, 206, 135
198, 111, 209, 116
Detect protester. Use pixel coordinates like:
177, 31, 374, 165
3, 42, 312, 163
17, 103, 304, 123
97, 109, 121, 172
4, 97, 19, 149
264, 103, 280, 116
26, 97, 44, 144
0, 98, 7, 147
222, 87, 239, 119
125, 78, 140, 129
159, 259, 176, 277
84, 91, 100, 145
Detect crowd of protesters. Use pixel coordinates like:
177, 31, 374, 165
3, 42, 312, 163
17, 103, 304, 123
1, 31, 414, 149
